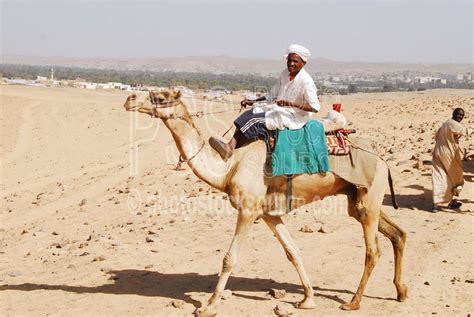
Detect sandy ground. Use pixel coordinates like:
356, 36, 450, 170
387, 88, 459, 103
1, 85, 473, 316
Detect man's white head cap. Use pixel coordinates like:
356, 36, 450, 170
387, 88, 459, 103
285, 44, 311, 62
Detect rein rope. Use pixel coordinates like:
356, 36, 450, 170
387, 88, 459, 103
175, 142, 206, 170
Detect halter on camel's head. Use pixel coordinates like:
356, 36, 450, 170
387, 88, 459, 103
123, 88, 205, 169
123, 88, 187, 119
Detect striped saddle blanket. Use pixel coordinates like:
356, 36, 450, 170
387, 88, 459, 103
325, 129, 355, 155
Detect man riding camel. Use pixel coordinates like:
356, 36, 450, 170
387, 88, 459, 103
209, 44, 320, 160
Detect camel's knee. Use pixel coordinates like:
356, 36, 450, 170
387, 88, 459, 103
355, 203, 369, 223
398, 230, 406, 247
388, 226, 406, 251
368, 243, 381, 260
283, 246, 300, 264
222, 252, 234, 273
364, 250, 380, 270
365, 234, 381, 267
391, 231, 406, 252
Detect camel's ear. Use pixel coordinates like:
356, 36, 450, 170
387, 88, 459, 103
174, 90, 182, 100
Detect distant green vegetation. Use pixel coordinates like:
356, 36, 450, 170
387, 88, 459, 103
0, 64, 277, 91
2, 63, 471, 93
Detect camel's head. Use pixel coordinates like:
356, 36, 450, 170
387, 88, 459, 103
123, 89, 184, 118
123, 92, 151, 111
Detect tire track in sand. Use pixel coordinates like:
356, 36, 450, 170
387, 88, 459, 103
2, 102, 38, 165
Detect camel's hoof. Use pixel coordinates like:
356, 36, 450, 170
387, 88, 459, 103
193, 307, 217, 317
397, 285, 408, 302
295, 298, 317, 309
340, 301, 360, 311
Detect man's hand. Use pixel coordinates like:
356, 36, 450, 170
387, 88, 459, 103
276, 100, 318, 112
240, 99, 255, 108
276, 100, 292, 107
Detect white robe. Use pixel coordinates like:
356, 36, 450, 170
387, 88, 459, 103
432, 119, 471, 204
256, 68, 320, 130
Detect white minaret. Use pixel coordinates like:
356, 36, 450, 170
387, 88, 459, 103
50, 68, 54, 80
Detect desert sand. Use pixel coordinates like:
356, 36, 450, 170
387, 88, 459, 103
1, 85, 473, 316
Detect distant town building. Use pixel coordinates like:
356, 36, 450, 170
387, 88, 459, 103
76, 82, 97, 89
414, 76, 445, 85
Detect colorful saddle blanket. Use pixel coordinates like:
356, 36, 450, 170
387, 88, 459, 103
325, 130, 354, 155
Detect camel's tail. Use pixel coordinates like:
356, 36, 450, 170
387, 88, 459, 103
388, 167, 399, 209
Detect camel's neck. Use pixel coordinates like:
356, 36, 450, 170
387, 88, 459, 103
161, 114, 229, 191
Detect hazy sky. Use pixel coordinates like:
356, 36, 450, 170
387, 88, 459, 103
1, 0, 472, 63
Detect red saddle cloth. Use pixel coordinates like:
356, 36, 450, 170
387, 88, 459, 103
325, 129, 355, 155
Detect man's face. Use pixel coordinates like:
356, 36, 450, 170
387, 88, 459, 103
287, 53, 306, 76
453, 110, 464, 122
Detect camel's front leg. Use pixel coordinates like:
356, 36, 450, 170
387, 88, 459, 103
262, 215, 316, 309
195, 210, 259, 317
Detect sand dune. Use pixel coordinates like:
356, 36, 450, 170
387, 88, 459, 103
1, 85, 473, 316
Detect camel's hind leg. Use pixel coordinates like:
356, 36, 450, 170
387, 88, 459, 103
378, 211, 408, 301
262, 214, 316, 309
342, 161, 390, 311
195, 209, 259, 317
341, 198, 381, 311
347, 188, 408, 304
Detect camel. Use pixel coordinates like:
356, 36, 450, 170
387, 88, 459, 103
123, 89, 407, 316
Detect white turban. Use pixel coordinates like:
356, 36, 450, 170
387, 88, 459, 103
285, 44, 311, 62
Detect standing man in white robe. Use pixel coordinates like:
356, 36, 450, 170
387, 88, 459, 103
431, 108, 472, 212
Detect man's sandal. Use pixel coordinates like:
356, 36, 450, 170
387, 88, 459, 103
209, 137, 233, 161
447, 200, 462, 210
